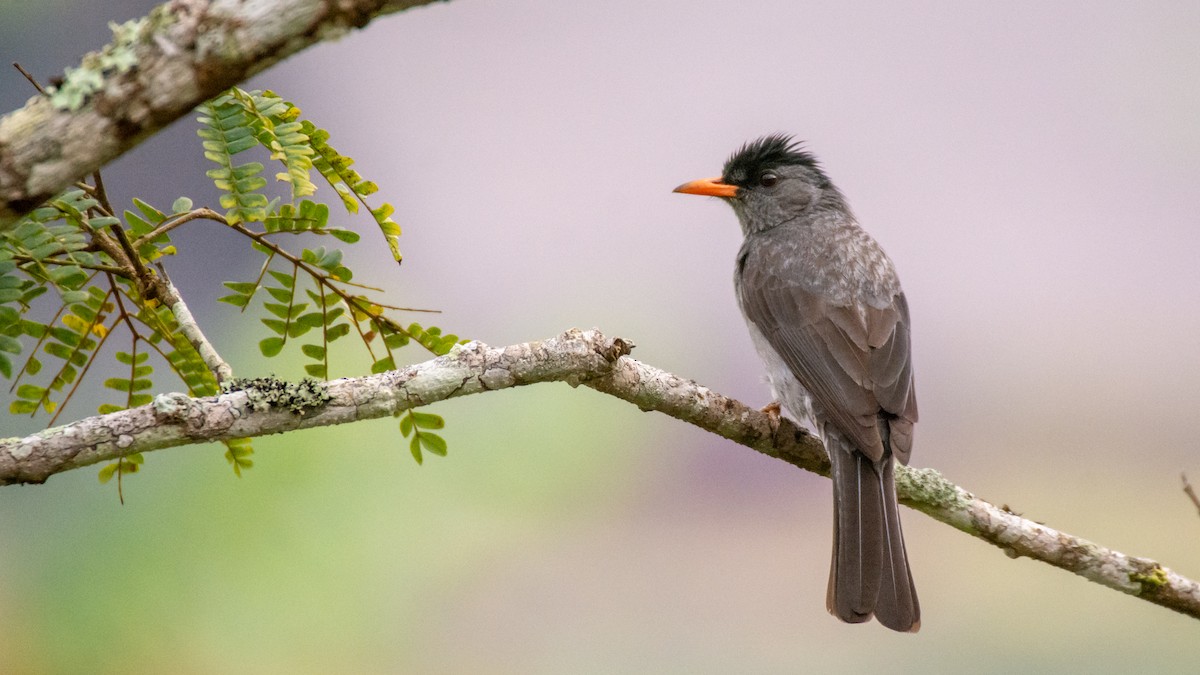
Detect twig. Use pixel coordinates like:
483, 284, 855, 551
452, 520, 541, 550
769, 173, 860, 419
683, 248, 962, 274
225, 221, 434, 339
155, 271, 233, 384
134, 208, 437, 308
130, 207, 225, 247
12, 62, 47, 95
1184, 473, 1200, 518
10, 254, 131, 277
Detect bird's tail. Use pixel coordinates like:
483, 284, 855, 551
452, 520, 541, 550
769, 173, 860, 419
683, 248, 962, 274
826, 434, 920, 632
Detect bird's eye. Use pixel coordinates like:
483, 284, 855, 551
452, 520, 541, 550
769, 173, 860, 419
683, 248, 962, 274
759, 172, 778, 188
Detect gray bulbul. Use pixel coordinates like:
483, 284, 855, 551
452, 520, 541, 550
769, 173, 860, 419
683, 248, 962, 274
674, 135, 919, 632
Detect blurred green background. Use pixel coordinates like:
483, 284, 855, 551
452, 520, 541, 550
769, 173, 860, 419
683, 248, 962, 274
3, 1, 1200, 672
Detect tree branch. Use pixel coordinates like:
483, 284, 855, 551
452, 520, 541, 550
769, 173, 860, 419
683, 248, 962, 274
1, 328, 1197, 621
0, 0, 446, 227
159, 275, 234, 383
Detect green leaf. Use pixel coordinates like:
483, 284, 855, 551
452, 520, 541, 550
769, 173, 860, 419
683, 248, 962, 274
399, 414, 413, 438
171, 196, 193, 213
9, 399, 38, 414
410, 411, 444, 430
223, 281, 258, 295
115, 351, 142, 365
59, 288, 88, 303
21, 286, 48, 304
0, 334, 20, 354
44, 341, 73, 361
265, 287, 293, 303
301, 344, 325, 359
226, 136, 258, 155
419, 433, 448, 457
383, 332, 409, 349
0, 305, 19, 328
98, 463, 118, 484
304, 363, 327, 378
296, 312, 325, 328
267, 270, 295, 288
259, 337, 285, 357
28, 242, 63, 260
103, 378, 133, 392
52, 269, 89, 290
261, 318, 286, 335
409, 435, 423, 465
316, 249, 343, 270
370, 357, 395, 374
133, 198, 166, 224
218, 293, 251, 308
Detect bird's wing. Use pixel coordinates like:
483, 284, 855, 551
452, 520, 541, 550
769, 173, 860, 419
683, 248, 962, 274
868, 292, 917, 463
739, 267, 917, 463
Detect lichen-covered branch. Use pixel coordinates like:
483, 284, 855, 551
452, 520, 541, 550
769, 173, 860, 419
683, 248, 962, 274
1, 328, 1197, 621
0, 329, 630, 485
584, 347, 1200, 622
0, 0, 446, 226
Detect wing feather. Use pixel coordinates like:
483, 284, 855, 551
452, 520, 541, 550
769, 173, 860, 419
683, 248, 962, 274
738, 264, 917, 463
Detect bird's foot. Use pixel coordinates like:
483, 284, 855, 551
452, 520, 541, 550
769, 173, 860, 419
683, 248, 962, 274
761, 400, 782, 421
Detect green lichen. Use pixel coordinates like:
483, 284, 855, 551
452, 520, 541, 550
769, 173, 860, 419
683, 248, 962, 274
49, 18, 148, 111
896, 465, 961, 508
1129, 564, 1168, 593
221, 376, 332, 415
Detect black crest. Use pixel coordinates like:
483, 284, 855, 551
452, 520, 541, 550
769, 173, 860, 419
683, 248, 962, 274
721, 134, 830, 188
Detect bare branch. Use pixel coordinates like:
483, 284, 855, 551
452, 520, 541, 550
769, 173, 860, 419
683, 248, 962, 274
130, 207, 225, 247
1184, 472, 1200, 518
0, 328, 1197, 621
10, 255, 130, 276
151, 274, 234, 384
0, 0, 446, 226
12, 63, 48, 95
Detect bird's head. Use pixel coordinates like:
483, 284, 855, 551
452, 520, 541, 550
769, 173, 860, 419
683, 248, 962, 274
674, 134, 845, 235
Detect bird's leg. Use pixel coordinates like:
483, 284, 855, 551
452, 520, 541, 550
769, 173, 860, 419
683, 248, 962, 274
761, 400, 782, 426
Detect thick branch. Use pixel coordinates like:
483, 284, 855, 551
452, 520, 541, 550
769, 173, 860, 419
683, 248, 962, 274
0, 0, 445, 226
1, 328, 1197, 621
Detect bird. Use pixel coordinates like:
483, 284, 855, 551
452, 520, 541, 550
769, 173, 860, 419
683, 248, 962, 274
673, 134, 920, 632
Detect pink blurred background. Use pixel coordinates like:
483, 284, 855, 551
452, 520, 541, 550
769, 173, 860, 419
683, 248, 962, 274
2, 1, 1199, 671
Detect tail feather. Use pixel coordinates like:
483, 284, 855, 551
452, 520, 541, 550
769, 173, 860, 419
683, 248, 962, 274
826, 434, 919, 632
873, 457, 920, 632
827, 445, 883, 622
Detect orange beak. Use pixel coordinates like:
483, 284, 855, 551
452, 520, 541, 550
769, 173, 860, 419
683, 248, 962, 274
672, 176, 738, 198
